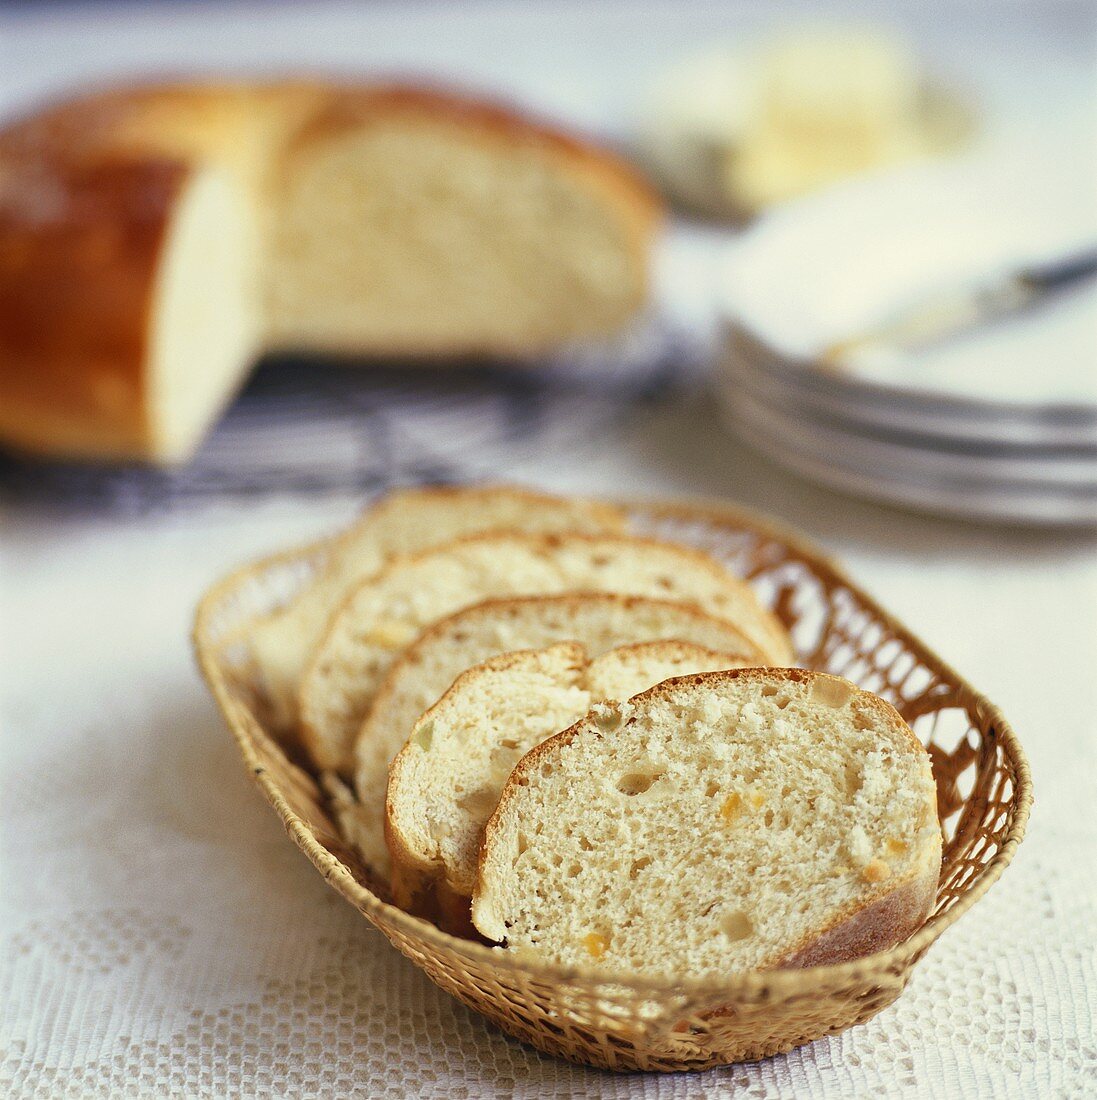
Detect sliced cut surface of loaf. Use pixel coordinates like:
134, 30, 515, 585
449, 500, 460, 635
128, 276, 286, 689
472, 668, 941, 978
351, 592, 769, 881
300, 531, 792, 772
267, 87, 659, 356
386, 641, 749, 919
246, 485, 624, 725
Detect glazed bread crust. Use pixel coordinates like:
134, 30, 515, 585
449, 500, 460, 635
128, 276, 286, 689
0, 157, 185, 458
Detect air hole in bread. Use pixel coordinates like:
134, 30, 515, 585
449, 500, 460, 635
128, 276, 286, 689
566, 862, 582, 878
629, 856, 652, 879
773, 694, 791, 710
721, 910, 754, 941
704, 779, 721, 798
456, 787, 497, 817
761, 684, 779, 697
516, 831, 529, 857
852, 708, 875, 731
811, 677, 855, 708
499, 738, 520, 751
844, 762, 863, 797
579, 836, 594, 852
616, 771, 664, 796
413, 719, 434, 751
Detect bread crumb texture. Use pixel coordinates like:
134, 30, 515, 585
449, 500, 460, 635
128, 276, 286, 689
354, 590, 765, 880
473, 669, 940, 979
387, 640, 746, 901
303, 530, 786, 772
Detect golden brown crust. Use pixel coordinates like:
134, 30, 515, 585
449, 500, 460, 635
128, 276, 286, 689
0, 82, 266, 462
776, 863, 939, 968
0, 81, 661, 461
0, 155, 187, 459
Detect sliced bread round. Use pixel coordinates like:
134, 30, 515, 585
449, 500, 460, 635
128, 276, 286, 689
350, 592, 770, 881
386, 640, 750, 923
472, 668, 941, 978
246, 484, 624, 725
300, 532, 792, 772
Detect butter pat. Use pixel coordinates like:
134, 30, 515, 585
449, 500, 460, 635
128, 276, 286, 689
643, 26, 973, 218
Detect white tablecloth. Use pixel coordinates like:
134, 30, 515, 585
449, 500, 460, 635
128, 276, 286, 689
2, 3, 1096, 1096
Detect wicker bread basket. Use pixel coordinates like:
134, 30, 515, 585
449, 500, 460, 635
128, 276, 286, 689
192, 497, 1031, 1073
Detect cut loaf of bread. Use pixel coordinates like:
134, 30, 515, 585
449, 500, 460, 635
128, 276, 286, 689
350, 592, 768, 882
247, 485, 624, 726
300, 531, 793, 772
0, 82, 659, 462
386, 641, 750, 924
473, 668, 941, 977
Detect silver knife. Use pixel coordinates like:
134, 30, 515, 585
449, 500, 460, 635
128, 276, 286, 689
821, 247, 1097, 367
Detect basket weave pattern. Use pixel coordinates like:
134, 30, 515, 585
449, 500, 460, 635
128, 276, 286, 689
193, 499, 1031, 1072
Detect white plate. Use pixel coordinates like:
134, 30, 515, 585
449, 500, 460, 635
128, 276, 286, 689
724, 323, 1097, 448
726, 381, 1097, 485
717, 381, 1097, 526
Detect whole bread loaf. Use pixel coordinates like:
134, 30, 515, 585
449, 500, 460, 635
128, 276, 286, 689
349, 591, 768, 882
299, 531, 793, 772
386, 640, 750, 928
247, 484, 625, 726
0, 81, 660, 462
473, 668, 941, 977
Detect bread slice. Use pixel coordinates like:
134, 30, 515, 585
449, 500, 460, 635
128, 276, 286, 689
473, 668, 941, 977
247, 485, 624, 725
386, 641, 750, 924
350, 592, 768, 882
299, 531, 793, 772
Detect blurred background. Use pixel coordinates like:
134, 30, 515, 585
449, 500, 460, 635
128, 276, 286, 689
2, 3, 1095, 1095
1, 0, 1095, 523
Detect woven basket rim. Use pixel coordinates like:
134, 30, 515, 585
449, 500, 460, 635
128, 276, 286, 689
193, 493, 1033, 999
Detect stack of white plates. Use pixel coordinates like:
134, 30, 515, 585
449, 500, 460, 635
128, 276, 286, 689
717, 326, 1097, 526
715, 140, 1097, 526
